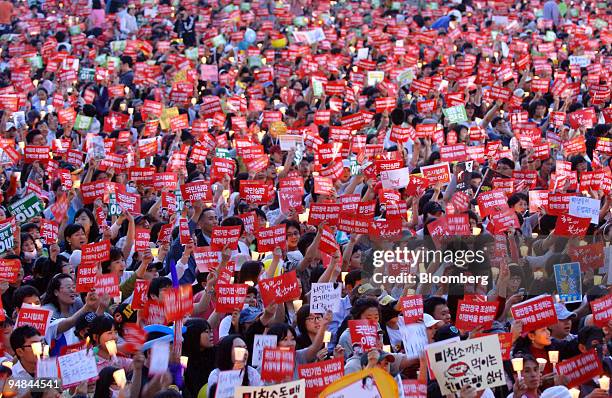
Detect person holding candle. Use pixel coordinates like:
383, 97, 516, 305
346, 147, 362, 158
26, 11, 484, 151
181, 319, 216, 398
6, 326, 43, 397
89, 314, 133, 373
508, 355, 542, 398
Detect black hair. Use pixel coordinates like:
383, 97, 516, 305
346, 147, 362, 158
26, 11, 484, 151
423, 296, 447, 317
74, 207, 100, 243
148, 277, 173, 299
238, 261, 263, 284
101, 247, 124, 274
215, 335, 250, 386
92, 366, 119, 398
41, 273, 73, 310
266, 323, 297, 343
63, 223, 85, 248
349, 297, 379, 319
12, 285, 40, 311
89, 315, 115, 345
345, 270, 362, 289
10, 325, 40, 354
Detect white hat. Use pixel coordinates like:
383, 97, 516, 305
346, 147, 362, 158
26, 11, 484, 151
541, 386, 571, 398
423, 313, 444, 328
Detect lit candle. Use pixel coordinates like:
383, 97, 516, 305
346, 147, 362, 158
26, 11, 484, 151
293, 300, 303, 311
1, 361, 12, 368
383, 345, 391, 353
124, 86, 130, 96
150, 247, 159, 259
511, 357, 523, 380
569, 388, 580, 398
43, 345, 49, 359
472, 227, 481, 235
536, 358, 547, 373
548, 350, 559, 364
245, 281, 254, 287
593, 275, 602, 286
341, 272, 348, 284
105, 340, 118, 358
31, 342, 42, 359
251, 251, 259, 261
191, 97, 197, 106
520, 245, 529, 257
600, 376, 610, 392
531, 233, 538, 239
128, 107, 134, 115
113, 369, 127, 389
180, 356, 189, 368
323, 331, 332, 343
72, 180, 81, 189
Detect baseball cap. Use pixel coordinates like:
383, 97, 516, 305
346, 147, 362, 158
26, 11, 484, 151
359, 350, 395, 367
423, 313, 444, 328
554, 303, 576, 321
354, 283, 382, 297
75, 311, 97, 333
434, 324, 461, 342
239, 306, 262, 324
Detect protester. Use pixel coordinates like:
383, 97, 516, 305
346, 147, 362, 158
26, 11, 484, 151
0, 0, 611, 397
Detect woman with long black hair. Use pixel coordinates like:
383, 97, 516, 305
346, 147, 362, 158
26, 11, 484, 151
181, 318, 216, 398
206, 334, 262, 397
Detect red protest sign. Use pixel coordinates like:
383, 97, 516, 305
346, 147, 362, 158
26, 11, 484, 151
298, 358, 344, 397
193, 246, 218, 272
131, 279, 150, 310
123, 323, 147, 353
477, 189, 510, 218
558, 350, 604, 389
134, 228, 150, 253
16, 305, 52, 335
40, 219, 59, 245
75, 262, 98, 293
181, 180, 212, 202
163, 284, 193, 322
0, 259, 21, 283
215, 283, 248, 313
568, 242, 604, 271
261, 347, 295, 383
256, 225, 287, 253
179, 217, 191, 245
510, 295, 558, 333
421, 162, 451, 185
554, 214, 590, 237
319, 226, 339, 255
210, 226, 241, 251
116, 191, 142, 215
23, 146, 51, 163
400, 295, 423, 324
402, 380, 427, 398
81, 240, 111, 264
455, 300, 499, 331
349, 319, 379, 351
80, 180, 107, 204
259, 271, 301, 307
308, 203, 341, 226
590, 294, 612, 328
546, 193, 573, 216
95, 273, 120, 299
239, 180, 272, 205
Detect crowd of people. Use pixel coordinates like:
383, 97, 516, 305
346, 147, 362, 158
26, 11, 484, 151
0, 0, 610, 397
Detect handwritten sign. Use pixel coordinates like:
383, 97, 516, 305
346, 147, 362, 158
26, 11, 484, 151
310, 283, 341, 314
57, 349, 99, 388
426, 335, 506, 395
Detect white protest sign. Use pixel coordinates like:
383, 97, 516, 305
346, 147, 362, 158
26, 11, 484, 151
252, 334, 277, 368
381, 167, 410, 190
217, 369, 244, 398
401, 323, 429, 360
569, 55, 590, 67
149, 340, 170, 375
310, 283, 342, 314
57, 349, 99, 388
235, 379, 305, 398
357, 48, 369, 60
569, 196, 599, 224
426, 334, 506, 395
292, 28, 326, 44
367, 71, 385, 87
279, 135, 304, 151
